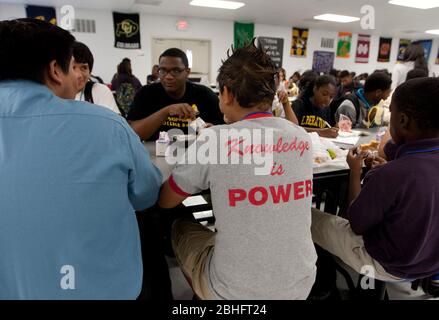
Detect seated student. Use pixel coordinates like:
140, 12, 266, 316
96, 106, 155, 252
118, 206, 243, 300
312, 77, 439, 298
337, 70, 357, 98
335, 72, 392, 128
377, 71, 429, 159
112, 59, 143, 115
288, 71, 301, 98
272, 69, 299, 124
72, 41, 121, 114
0, 19, 162, 299
127, 48, 224, 141
111, 58, 142, 91
292, 72, 339, 138
147, 64, 159, 85
158, 42, 317, 300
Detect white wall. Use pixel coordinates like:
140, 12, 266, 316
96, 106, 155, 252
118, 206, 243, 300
1, 3, 439, 84
255, 23, 439, 78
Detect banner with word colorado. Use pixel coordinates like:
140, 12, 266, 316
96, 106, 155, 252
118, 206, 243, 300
113, 12, 141, 49
26, 5, 57, 25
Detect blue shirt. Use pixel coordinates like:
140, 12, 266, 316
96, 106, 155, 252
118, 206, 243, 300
0, 81, 162, 299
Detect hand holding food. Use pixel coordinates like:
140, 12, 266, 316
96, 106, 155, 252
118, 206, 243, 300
347, 147, 368, 172
166, 103, 197, 120
358, 140, 379, 155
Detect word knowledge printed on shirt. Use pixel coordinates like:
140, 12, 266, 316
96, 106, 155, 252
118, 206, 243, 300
164, 128, 311, 176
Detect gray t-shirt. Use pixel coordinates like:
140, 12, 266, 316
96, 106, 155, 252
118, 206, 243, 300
171, 116, 317, 300
335, 99, 368, 128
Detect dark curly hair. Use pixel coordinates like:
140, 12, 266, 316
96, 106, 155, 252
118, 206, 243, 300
217, 39, 277, 109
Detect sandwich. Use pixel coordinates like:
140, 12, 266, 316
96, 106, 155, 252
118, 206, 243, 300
358, 140, 379, 153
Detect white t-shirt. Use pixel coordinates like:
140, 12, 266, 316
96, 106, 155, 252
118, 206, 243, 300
75, 83, 121, 115
391, 61, 414, 90
170, 115, 317, 299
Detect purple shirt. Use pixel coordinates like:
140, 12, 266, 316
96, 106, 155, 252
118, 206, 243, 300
348, 138, 439, 279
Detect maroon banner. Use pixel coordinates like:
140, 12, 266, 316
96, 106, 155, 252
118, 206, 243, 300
355, 34, 370, 63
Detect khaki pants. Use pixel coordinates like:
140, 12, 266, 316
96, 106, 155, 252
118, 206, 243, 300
311, 208, 401, 282
171, 219, 216, 300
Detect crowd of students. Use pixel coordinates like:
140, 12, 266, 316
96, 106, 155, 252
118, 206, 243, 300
0, 18, 438, 300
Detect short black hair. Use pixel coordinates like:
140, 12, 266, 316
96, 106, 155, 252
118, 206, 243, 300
406, 68, 428, 81
315, 75, 336, 89
159, 48, 189, 69
217, 40, 277, 109
364, 72, 392, 93
329, 68, 339, 78
299, 72, 336, 99
0, 18, 75, 83
393, 77, 439, 130
339, 70, 351, 78
73, 41, 94, 72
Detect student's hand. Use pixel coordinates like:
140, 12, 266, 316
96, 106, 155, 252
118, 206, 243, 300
364, 154, 387, 169
277, 91, 289, 105
166, 103, 196, 120
319, 127, 339, 138
347, 148, 368, 172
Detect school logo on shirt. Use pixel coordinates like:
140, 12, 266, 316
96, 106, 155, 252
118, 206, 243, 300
163, 117, 190, 128
300, 115, 327, 128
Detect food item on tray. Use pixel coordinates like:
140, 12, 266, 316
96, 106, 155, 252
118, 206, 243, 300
327, 149, 337, 160
192, 104, 200, 115
358, 140, 379, 153
314, 149, 337, 164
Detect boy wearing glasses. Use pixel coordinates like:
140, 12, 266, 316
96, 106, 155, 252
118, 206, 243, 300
127, 48, 224, 141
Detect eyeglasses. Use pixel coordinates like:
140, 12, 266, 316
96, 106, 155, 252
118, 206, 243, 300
158, 67, 187, 77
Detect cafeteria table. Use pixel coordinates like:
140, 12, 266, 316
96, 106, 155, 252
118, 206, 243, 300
143, 127, 380, 216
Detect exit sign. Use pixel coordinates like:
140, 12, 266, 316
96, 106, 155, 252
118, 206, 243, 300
176, 20, 189, 31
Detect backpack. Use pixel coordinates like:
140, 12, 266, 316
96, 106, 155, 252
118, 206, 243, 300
115, 82, 136, 115
84, 80, 95, 104
330, 92, 361, 125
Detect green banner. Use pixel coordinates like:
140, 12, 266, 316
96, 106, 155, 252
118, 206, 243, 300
234, 22, 254, 48
336, 32, 352, 58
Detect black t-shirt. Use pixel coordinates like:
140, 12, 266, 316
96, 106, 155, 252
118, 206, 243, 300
292, 96, 334, 129
127, 81, 223, 140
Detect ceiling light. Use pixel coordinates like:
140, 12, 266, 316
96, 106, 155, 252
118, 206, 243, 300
313, 14, 360, 23
388, 0, 439, 9
189, 0, 245, 10
426, 29, 439, 34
